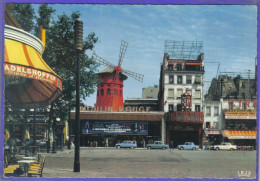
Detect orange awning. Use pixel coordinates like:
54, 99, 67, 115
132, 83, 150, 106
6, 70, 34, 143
186, 62, 202, 66
222, 130, 256, 139
168, 62, 174, 65
4, 26, 62, 108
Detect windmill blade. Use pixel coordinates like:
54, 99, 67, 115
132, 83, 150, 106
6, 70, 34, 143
92, 53, 115, 68
118, 40, 128, 67
122, 68, 144, 82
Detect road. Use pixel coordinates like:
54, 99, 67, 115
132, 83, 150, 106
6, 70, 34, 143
41, 147, 256, 178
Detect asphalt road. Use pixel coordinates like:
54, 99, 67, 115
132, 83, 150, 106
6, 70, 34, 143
41, 147, 257, 179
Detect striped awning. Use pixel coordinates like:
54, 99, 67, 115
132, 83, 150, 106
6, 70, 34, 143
4, 26, 62, 108
222, 130, 256, 139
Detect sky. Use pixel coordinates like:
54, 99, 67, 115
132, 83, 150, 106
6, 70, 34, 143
32, 4, 257, 106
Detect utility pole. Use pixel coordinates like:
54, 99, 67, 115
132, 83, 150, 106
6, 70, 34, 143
74, 19, 83, 172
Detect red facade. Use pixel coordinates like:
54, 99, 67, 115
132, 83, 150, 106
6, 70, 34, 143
96, 66, 127, 111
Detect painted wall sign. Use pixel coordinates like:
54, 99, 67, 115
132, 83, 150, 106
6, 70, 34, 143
81, 121, 148, 135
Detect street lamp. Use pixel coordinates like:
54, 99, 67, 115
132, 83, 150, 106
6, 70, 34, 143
52, 116, 57, 153
74, 19, 83, 172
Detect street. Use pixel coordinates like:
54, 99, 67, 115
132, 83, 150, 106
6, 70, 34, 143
41, 147, 256, 178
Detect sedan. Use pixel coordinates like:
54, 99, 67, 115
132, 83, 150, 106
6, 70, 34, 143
115, 141, 137, 149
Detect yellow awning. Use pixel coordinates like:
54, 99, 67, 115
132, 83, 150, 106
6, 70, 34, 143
4, 38, 62, 108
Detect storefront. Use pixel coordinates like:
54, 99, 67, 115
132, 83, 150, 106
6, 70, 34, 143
203, 128, 222, 146
223, 110, 257, 149
70, 111, 164, 147
165, 111, 204, 148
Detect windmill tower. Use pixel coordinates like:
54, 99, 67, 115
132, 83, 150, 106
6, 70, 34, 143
93, 40, 144, 111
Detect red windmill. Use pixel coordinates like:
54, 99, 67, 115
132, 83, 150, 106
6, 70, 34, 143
93, 40, 144, 111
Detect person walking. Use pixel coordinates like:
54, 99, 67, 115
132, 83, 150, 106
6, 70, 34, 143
105, 138, 109, 147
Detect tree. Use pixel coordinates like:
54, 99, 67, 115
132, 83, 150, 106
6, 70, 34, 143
34, 3, 55, 37
10, 4, 35, 32
35, 7, 98, 120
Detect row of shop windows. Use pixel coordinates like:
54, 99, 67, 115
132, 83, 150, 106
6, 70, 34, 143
97, 89, 122, 97
168, 88, 201, 99
168, 75, 201, 85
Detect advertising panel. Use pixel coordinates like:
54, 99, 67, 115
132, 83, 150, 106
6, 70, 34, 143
82, 121, 148, 135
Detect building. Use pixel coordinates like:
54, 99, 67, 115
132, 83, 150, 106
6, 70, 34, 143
124, 85, 159, 111
205, 73, 257, 149
158, 41, 205, 148
203, 100, 222, 145
142, 85, 159, 99
70, 109, 164, 147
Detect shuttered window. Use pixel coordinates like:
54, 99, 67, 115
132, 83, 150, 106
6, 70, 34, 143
177, 89, 183, 98
195, 76, 201, 84
195, 90, 201, 98
168, 89, 174, 98
186, 75, 192, 84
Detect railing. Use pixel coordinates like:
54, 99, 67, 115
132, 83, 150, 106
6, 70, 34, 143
166, 111, 204, 123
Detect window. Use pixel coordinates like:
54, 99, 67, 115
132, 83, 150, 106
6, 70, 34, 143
177, 76, 182, 84
177, 89, 183, 98
195, 105, 200, 112
195, 76, 201, 84
194, 90, 201, 99
97, 90, 99, 96
206, 106, 211, 116
113, 89, 118, 95
168, 89, 174, 98
107, 88, 111, 95
101, 89, 104, 96
177, 104, 182, 111
120, 90, 122, 97
168, 64, 173, 70
168, 104, 174, 111
214, 122, 219, 128
186, 75, 192, 84
241, 82, 246, 88
176, 63, 182, 70
187, 89, 192, 95
169, 76, 174, 84
206, 122, 210, 128
214, 106, 219, 116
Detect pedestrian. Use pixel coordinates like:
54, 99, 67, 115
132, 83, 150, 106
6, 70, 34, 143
170, 140, 173, 150
105, 138, 109, 147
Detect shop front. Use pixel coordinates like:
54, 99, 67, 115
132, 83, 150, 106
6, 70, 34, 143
166, 111, 204, 148
203, 128, 222, 147
223, 110, 257, 150
70, 111, 164, 147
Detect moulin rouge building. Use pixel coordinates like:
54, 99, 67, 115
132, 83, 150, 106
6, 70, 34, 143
70, 41, 165, 147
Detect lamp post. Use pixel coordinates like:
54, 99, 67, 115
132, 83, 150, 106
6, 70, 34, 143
52, 116, 57, 153
74, 19, 83, 172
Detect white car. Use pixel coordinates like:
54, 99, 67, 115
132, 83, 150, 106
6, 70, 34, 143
212, 142, 237, 151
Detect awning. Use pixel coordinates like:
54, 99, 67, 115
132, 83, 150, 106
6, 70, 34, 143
225, 111, 256, 119
4, 25, 62, 108
204, 130, 221, 137
168, 62, 174, 65
186, 62, 202, 66
222, 130, 256, 139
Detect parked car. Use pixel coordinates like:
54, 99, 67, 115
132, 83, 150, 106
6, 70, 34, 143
212, 142, 237, 151
146, 141, 169, 150
177, 142, 199, 150
115, 141, 137, 149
